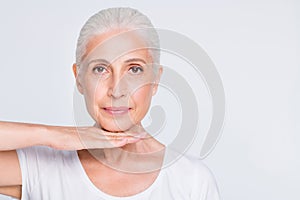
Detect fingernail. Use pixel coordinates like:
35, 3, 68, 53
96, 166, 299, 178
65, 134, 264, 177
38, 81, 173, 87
128, 137, 141, 143
136, 132, 147, 138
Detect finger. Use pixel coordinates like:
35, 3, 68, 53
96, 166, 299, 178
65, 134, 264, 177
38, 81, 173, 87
104, 135, 143, 147
102, 132, 129, 137
126, 137, 142, 143
103, 138, 129, 148
101, 129, 147, 138
114, 131, 148, 138
131, 131, 148, 138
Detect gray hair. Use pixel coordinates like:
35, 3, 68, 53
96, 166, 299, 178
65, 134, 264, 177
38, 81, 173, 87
75, 7, 160, 69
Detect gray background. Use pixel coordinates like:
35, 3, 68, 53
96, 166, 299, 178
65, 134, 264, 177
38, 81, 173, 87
0, 0, 299, 199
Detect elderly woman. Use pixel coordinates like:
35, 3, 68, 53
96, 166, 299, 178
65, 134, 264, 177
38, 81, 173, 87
0, 7, 220, 200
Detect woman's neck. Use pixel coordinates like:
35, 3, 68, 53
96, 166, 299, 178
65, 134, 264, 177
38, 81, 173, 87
87, 123, 165, 173
88, 133, 165, 173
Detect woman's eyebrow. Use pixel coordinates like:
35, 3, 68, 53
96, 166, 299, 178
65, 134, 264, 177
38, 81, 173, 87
87, 59, 110, 66
124, 58, 147, 64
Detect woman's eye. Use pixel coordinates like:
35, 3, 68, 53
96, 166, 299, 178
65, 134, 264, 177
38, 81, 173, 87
128, 66, 143, 74
92, 66, 107, 74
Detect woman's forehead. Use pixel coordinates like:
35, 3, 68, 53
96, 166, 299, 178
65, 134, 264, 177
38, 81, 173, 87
82, 30, 152, 65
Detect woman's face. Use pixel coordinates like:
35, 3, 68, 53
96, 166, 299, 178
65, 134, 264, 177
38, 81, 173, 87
74, 30, 162, 132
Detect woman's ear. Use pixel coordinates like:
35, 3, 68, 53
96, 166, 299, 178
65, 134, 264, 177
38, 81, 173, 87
152, 66, 163, 96
72, 63, 84, 94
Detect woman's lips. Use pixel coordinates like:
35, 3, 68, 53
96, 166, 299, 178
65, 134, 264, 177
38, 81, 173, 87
102, 107, 132, 116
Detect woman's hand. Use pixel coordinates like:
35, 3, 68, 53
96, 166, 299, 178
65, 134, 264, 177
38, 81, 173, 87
48, 126, 145, 150
0, 121, 145, 151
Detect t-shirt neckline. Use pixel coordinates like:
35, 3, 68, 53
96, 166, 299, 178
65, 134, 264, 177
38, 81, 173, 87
73, 150, 166, 200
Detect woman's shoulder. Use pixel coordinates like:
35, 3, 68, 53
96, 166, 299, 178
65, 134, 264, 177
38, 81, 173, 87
165, 149, 210, 170
164, 149, 217, 184
161, 149, 220, 199
16, 146, 76, 164
18, 145, 71, 154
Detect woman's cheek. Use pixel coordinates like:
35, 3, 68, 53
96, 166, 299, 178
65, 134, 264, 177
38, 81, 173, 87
131, 84, 153, 120
83, 80, 105, 119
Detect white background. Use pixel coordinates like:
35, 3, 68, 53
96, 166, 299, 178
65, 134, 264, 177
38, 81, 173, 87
0, 0, 299, 199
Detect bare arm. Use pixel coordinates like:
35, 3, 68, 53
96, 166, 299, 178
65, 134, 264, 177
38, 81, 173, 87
0, 121, 49, 151
0, 121, 143, 151
0, 185, 21, 199
0, 121, 143, 197
0, 121, 46, 191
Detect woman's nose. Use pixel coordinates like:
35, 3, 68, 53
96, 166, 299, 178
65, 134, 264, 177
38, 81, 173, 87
107, 74, 127, 99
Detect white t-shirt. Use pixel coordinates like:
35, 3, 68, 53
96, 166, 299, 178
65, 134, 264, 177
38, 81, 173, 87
16, 146, 220, 200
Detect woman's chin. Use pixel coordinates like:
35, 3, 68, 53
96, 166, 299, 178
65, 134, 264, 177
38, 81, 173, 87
102, 126, 128, 133
96, 122, 135, 133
